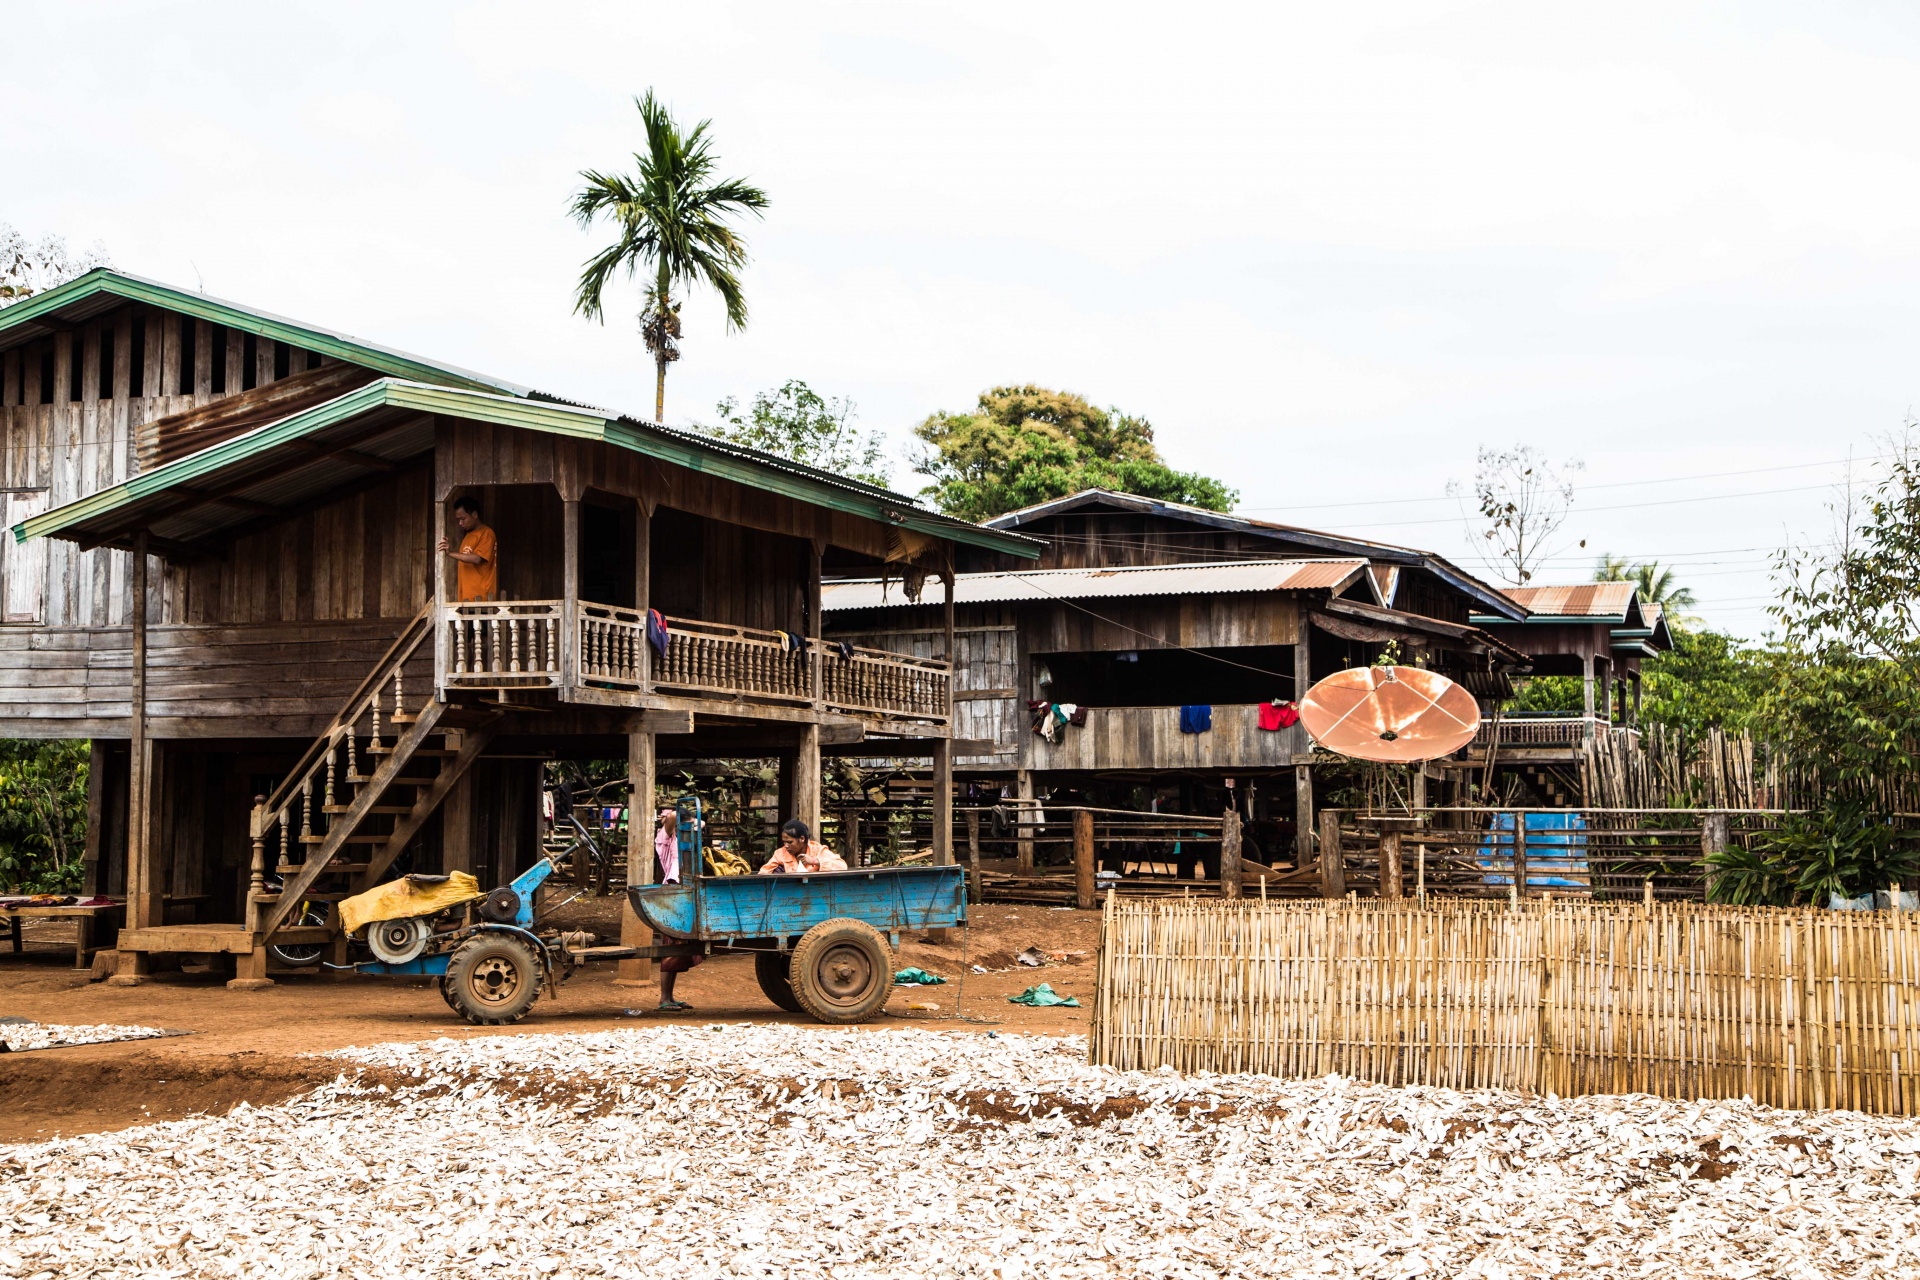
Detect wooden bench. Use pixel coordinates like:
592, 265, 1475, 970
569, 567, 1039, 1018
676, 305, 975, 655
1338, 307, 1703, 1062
3, 902, 125, 969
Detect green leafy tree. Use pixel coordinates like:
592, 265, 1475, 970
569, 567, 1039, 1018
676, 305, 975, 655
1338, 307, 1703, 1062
570, 91, 770, 424
0, 740, 89, 892
912, 385, 1235, 521
1637, 628, 1773, 743
700, 380, 891, 488
1765, 431, 1920, 797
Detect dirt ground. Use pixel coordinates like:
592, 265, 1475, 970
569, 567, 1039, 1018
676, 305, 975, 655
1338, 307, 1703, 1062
0, 902, 1100, 1143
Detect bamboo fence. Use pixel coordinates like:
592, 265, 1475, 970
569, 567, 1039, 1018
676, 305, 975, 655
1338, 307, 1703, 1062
1089, 896, 1920, 1114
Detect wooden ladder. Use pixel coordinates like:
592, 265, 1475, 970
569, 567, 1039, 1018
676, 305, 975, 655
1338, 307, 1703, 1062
250, 606, 501, 941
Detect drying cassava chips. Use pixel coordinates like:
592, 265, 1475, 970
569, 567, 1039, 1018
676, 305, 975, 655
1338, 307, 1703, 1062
2, 1024, 1918, 1277
0, 1020, 169, 1053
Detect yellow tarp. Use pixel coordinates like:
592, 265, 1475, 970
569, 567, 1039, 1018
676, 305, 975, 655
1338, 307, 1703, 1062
340, 872, 483, 936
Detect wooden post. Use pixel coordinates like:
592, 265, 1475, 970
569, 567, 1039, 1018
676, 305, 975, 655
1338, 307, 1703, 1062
126, 532, 157, 941
1318, 808, 1344, 899
1295, 762, 1314, 871
1073, 808, 1095, 910
82, 741, 108, 895
246, 795, 269, 930
560, 495, 580, 690
1381, 828, 1403, 900
432, 486, 448, 691
807, 537, 824, 706
1701, 810, 1729, 899
1581, 652, 1595, 738
1512, 810, 1529, 904
635, 496, 652, 693
966, 808, 982, 904
617, 729, 657, 985
794, 723, 822, 839
931, 738, 953, 866
1220, 808, 1242, 900
1015, 769, 1036, 871
844, 808, 862, 868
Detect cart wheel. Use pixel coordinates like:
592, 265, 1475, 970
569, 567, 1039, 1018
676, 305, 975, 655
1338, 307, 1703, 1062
754, 951, 805, 1014
445, 935, 541, 1026
788, 918, 892, 1025
438, 975, 460, 1012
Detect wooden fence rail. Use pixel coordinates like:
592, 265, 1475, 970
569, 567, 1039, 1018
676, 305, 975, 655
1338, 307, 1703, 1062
1090, 897, 1920, 1114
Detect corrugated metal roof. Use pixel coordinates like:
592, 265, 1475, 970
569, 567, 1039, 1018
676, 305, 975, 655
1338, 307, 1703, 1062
15, 380, 1043, 559
823, 558, 1369, 611
978, 488, 1525, 620
1501, 583, 1639, 621
0, 269, 530, 396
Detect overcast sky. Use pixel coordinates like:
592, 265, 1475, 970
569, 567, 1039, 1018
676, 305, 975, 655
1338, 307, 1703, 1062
8, 2, 1919, 637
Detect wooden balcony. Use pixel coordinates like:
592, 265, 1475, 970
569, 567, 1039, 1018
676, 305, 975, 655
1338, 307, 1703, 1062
437, 600, 950, 725
1473, 715, 1639, 753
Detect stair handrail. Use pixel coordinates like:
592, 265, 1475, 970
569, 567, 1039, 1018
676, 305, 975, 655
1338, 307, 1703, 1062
261, 602, 435, 817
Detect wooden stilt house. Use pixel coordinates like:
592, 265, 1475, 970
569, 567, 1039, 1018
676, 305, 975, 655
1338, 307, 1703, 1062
822, 489, 1526, 875
0, 270, 1035, 982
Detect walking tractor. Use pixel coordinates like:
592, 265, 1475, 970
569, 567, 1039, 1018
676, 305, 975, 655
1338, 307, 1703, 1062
342, 852, 967, 1026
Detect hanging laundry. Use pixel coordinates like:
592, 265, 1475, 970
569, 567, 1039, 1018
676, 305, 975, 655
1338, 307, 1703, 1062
1068, 705, 1089, 727
777, 630, 806, 654
1053, 703, 1077, 732
1258, 700, 1300, 731
646, 608, 670, 657
834, 640, 854, 659
1179, 704, 1213, 734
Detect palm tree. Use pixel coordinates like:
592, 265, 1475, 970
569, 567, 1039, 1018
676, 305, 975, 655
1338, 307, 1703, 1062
1594, 554, 1698, 622
570, 91, 769, 423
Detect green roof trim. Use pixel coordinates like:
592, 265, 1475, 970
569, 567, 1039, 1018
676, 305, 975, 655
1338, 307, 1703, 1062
15, 380, 1042, 559
0, 269, 529, 397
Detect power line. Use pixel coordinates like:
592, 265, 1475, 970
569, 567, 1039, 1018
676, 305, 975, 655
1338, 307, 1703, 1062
1235, 452, 1891, 514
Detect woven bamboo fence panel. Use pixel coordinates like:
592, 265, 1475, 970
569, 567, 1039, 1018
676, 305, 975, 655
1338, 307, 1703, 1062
1089, 897, 1920, 1114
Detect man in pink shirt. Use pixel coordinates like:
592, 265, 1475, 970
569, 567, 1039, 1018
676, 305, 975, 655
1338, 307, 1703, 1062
758, 820, 848, 874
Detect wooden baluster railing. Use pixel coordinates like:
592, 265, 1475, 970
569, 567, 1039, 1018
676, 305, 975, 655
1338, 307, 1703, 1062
454, 617, 468, 675
345, 722, 359, 782
300, 776, 313, 846
279, 806, 291, 869
324, 736, 337, 809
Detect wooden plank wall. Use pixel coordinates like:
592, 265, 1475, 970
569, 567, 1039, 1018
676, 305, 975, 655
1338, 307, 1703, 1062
0, 303, 337, 630
830, 621, 1020, 767
438, 419, 908, 564
164, 467, 432, 624
1029, 704, 1309, 772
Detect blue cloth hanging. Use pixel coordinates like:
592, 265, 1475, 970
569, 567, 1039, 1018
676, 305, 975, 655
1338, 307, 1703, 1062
646, 608, 670, 657
1179, 704, 1213, 734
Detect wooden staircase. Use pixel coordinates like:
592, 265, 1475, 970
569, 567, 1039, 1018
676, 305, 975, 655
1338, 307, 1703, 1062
249, 605, 502, 943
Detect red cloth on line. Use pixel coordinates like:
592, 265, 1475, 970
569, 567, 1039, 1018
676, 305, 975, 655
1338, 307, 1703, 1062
1258, 701, 1300, 731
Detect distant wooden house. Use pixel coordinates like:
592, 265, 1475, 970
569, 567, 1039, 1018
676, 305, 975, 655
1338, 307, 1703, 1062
1465, 583, 1674, 803
822, 489, 1526, 872
0, 270, 1035, 981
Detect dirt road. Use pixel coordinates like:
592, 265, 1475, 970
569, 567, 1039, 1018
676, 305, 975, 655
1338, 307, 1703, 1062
0, 903, 1100, 1142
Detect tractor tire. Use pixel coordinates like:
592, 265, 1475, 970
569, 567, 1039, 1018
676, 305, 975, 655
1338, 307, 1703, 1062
788, 918, 893, 1025
438, 975, 461, 1012
445, 934, 541, 1026
754, 951, 805, 1014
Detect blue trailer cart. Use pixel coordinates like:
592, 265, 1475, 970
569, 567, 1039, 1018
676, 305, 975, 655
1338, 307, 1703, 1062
352, 850, 966, 1027
628, 865, 968, 1024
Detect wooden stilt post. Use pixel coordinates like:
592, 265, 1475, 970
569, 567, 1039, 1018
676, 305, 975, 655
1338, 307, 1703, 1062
110, 532, 154, 986
1295, 762, 1315, 872
616, 728, 657, 986
1073, 808, 1096, 910
1381, 828, 1403, 900
1015, 769, 1036, 872
966, 808, 982, 905
1318, 808, 1345, 899
1220, 808, 1243, 900
794, 723, 822, 839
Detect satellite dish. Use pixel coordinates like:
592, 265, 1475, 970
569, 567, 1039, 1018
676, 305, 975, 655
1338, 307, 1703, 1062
1299, 665, 1482, 763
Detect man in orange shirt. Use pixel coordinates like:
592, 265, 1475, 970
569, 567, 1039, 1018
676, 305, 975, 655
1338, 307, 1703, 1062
757, 820, 849, 874
438, 496, 498, 601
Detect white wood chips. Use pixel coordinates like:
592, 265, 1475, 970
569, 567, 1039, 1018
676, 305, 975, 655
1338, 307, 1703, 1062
0, 1021, 168, 1053
3, 1024, 1919, 1278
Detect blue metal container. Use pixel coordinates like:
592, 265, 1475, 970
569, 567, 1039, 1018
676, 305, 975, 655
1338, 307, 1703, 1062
1478, 811, 1590, 888
628, 865, 967, 946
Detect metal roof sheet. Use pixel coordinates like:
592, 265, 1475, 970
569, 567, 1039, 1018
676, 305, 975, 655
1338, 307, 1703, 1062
14, 380, 1042, 559
1499, 583, 1640, 621
0, 269, 530, 396
979, 488, 1525, 620
822, 558, 1369, 611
